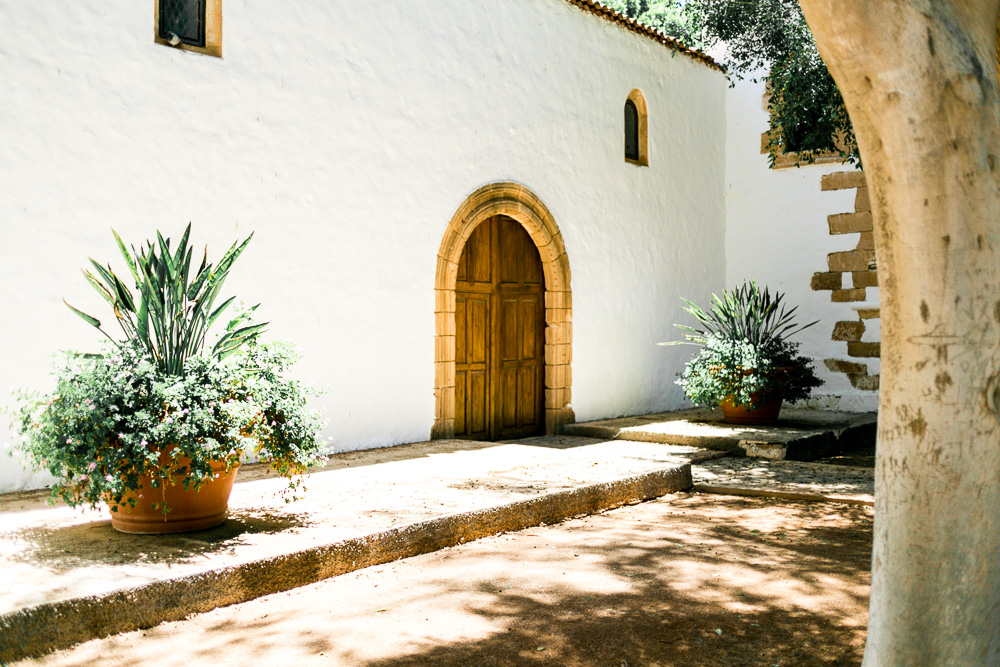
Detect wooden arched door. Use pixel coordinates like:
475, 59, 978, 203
454, 216, 545, 440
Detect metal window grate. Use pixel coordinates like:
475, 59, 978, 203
624, 100, 639, 160
159, 0, 206, 47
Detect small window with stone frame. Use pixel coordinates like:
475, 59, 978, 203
155, 0, 222, 57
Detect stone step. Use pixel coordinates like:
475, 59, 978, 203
563, 408, 877, 461
0, 437, 698, 663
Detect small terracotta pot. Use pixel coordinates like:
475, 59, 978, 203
719, 395, 783, 425
108, 449, 241, 534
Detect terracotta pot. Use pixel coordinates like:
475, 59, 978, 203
108, 449, 241, 534
719, 394, 783, 425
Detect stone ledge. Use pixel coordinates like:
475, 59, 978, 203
0, 438, 700, 662
563, 408, 876, 461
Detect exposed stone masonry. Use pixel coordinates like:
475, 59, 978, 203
812, 171, 880, 392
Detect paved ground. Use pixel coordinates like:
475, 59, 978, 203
0, 414, 876, 663
15, 492, 873, 667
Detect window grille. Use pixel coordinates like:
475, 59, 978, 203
159, 0, 206, 47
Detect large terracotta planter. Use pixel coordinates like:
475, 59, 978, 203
719, 395, 783, 425
108, 450, 241, 534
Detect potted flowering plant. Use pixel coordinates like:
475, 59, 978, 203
9, 225, 327, 533
667, 281, 822, 424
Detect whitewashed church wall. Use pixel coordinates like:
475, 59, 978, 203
0, 0, 727, 490
723, 78, 878, 412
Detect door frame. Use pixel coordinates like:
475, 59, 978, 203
433, 182, 573, 439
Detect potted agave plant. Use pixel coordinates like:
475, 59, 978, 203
8, 225, 327, 533
667, 281, 822, 424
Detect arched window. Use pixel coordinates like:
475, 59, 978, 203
624, 100, 640, 161
624, 89, 648, 166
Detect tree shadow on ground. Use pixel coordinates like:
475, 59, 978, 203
356, 498, 871, 666
72, 494, 870, 667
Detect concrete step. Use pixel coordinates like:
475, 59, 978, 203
0, 436, 702, 663
563, 408, 877, 461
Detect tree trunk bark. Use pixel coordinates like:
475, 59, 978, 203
797, 1, 1000, 664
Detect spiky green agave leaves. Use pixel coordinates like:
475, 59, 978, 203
669, 280, 818, 349
65, 223, 267, 375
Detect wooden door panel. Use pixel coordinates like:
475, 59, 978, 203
455, 298, 467, 366
520, 298, 538, 360
500, 368, 517, 429
455, 290, 490, 440
518, 366, 538, 426
470, 297, 488, 364
469, 370, 488, 435
455, 372, 466, 435
458, 221, 492, 285
500, 297, 519, 362
454, 216, 545, 441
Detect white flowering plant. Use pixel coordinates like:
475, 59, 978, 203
7, 225, 327, 513
10, 338, 325, 511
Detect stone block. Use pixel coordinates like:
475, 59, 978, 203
832, 288, 867, 302
857, 308, 880, 319
828, 211, 873, 234
434, 311, 456, 337
545, 343, 572, 366
544, 291, 572, 310
434, 362, 455, 389
849, 374, 880, 391
430, 418, 455, 440
811, 272, 842, 291
546, 253, 572, 292
848, 341, 881, 358
435, 335, 456, 362
545, 364, 572, 389
855, 186, 871, 212
434, 386, 456, 419
545, 322, 572, 346
435, 256, 458, 287
821, 170, 866, 191
852, 270, 878, 288
832, 321, 865, 342
825, 358, 868, 375
740, 440, 788, 460
434, 289, 456, 313
829, 249, 875, 273
546, 407, 575, 434
856, 232, 875, 250
545, 387, 572, 410
545, 307, 573, 324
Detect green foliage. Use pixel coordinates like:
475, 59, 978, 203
607, 0, 858, 165
65, 224, 266, 376
691, 0, 856, 164
11, 225, 327, 515
602, 0, 704, 48
669, 281, 821, 409
673, 280, 817, 348
9, 339, 327, 512
678, 335, 821, 409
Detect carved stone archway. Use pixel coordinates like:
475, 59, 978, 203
433, 182, 573, 439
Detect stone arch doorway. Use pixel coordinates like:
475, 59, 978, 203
433, 183, 573, 440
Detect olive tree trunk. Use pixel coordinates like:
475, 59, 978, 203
796, 1, 1000, 663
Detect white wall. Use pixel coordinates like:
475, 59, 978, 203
724, 78, 878, 412
0, 0, 727, 490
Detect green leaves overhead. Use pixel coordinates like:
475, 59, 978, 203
64, 223, 265, 375
670, 280, 817, 350
606, 0, 858, 165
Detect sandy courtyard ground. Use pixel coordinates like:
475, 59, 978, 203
18, 492, 873, 667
